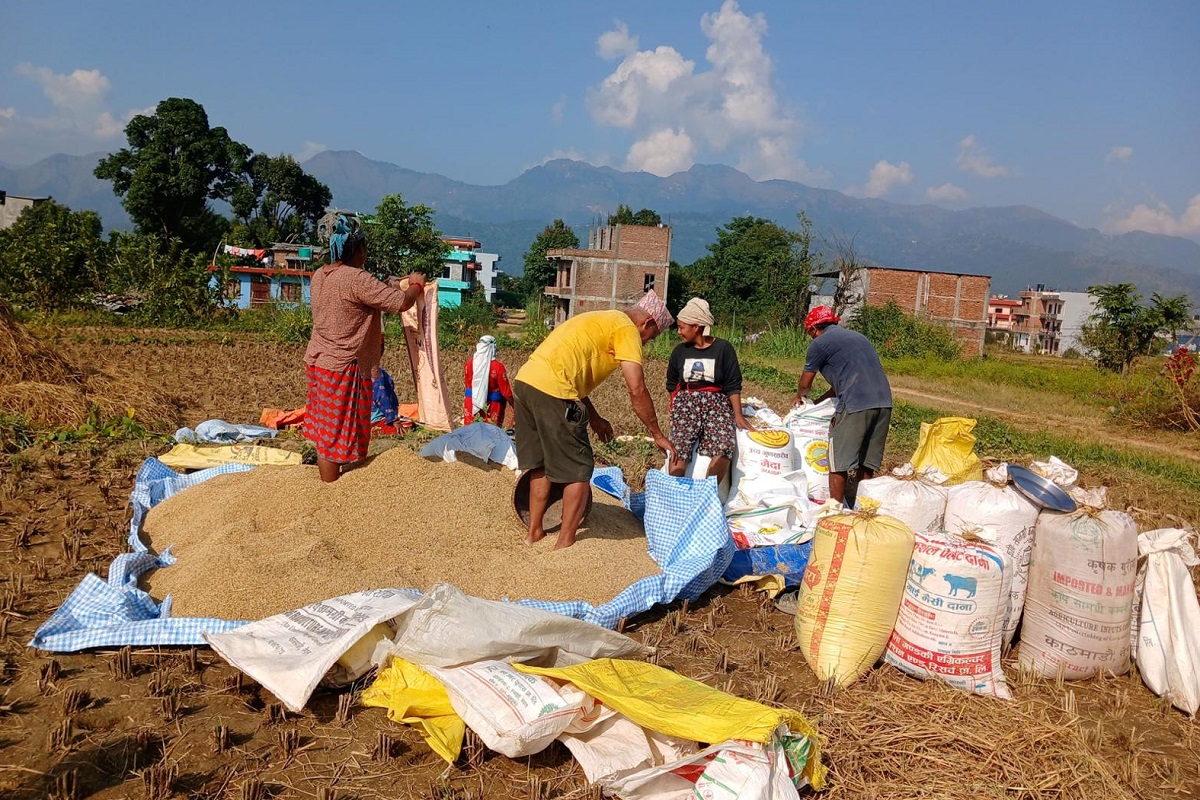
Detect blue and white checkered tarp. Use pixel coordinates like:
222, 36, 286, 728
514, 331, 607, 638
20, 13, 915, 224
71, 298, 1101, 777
30, 459, 735, 652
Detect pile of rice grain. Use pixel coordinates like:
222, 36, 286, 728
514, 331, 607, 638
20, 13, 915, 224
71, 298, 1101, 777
142, 447, 658, 619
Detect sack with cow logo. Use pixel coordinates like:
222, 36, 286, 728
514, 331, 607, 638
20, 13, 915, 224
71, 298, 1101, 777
943, 465, 1041, 645
884, 531, 1012, 699
1016, 488, 1138, 679
782, 400, 836, 503
795, 510, 915, 687
854, 464, 950, 533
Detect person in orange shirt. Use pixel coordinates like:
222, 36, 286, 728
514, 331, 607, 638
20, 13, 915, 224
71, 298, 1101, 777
463, 335, 514, 427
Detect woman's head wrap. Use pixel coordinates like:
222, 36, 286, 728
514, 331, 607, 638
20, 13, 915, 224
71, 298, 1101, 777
677, 297, 715, 336
319, 213, 365, 263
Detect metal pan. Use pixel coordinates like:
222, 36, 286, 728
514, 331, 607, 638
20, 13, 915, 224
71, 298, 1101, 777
1006, 464, 1077, 513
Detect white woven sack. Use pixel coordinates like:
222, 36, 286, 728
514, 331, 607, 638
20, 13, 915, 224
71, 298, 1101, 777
944, 465, 1040, 643
1017, 488, 1138, 679
1130, 529, 1200, 716
856, 464, 949, 534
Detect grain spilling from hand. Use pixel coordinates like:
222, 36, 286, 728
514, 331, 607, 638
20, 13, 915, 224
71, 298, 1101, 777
142, 447, 657, 619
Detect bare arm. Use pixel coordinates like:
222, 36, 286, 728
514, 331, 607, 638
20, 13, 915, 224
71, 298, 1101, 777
357, 272, 425, 314
795, 370, 834, 405
728, 392, 751, 429
620, 361, 673, 455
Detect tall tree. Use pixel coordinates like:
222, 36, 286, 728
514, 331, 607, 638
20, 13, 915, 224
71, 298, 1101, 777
1152, 292, 1194, 345
0, 200, 105, 310
608, 204, 662, 226
521, 219, 579, 299
95, 97, 251, 252
230, 153, 332, 246
1079, 283, 1190, 373
360, 194, 446, 280
687, 215, 816, 327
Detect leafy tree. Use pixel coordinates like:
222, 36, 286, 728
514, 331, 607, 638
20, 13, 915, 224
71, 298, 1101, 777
106, 232, 220, 327
360, 194, 446, 280
1153, 293, 1194, 345
95, 97, 251, 252
230, 153, 332, 246
608, 204, 662, 226
0, 200, 105, 310
521, 219, 579, 299
1079, 283, 1191, 373
665, 260, 690, 315
686, 214, 816, 327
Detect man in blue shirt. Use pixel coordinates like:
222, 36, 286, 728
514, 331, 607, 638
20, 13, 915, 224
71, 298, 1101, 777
794, 306, 892, 506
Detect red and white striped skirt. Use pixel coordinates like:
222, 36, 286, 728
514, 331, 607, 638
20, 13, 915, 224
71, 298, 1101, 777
304, 363, 372, 464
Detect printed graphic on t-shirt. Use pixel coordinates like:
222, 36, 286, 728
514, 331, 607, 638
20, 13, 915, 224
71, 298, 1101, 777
684, 358, 717, 383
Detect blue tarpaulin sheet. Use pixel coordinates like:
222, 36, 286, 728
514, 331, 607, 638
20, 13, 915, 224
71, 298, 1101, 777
30, 460, 734, 652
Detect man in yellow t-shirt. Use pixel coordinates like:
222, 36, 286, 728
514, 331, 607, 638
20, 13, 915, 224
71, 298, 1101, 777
514, 291, 675, 549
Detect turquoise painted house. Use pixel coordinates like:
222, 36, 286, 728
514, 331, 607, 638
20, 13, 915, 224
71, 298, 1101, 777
209, 243, 315, 309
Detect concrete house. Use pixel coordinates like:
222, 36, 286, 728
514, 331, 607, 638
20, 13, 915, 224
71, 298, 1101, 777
0, 192, 49, 230
544, 223, 671, 324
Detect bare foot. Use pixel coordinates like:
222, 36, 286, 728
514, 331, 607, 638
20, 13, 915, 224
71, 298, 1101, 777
553, 533, 576, 550
525, 528, 546, 545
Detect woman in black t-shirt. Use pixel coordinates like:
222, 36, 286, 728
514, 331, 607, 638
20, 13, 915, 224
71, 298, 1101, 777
665, 298, 750, 484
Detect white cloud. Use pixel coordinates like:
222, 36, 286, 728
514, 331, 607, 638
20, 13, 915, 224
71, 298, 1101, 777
16, 63, 110, 110
597, 20, 639, 60
926, 182, 968, 201
1110, 194, 1200, 238
586, 1, 818, 182
625, 128, 696, 176
956, 134, 1010, 178
550, 95, 566, 125
297, 140, 328, 161
858, 160, 913, 198
1105, 145, 1133, 163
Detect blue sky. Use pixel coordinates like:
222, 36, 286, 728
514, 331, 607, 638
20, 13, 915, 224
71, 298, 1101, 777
1, 1, 1198, 239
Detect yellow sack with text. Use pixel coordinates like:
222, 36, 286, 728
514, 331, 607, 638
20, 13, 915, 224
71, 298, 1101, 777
910, 417, 983, 484
795, 509, 915, 688
515, 658, 826, 790
360, 657, 465, 763
157, 444, 302, 470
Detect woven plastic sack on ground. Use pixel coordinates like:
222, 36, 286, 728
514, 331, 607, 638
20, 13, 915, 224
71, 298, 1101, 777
1017, 488, 1138, 679
782, 399, 836, 502
1130, 529, 1200, 715
910, 417, 983, 484
943, 465, 1040, 643
854, 464, 949, 533
722, 542, 814, 592
516, 658, 826, 790
884, 531, 1012, 699
360, 657, 465, 762
157, 443, 302, 470
419, 422, 517, 470
796, 510, 915, 688
728, 428, 798, 508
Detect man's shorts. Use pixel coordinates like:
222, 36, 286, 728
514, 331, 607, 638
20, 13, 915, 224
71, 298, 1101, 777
513, 380, 594, 484
829, 407, 892, 474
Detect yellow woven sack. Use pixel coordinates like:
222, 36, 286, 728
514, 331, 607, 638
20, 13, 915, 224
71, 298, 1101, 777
516, 658, 826, 790
157, 444, 302, 470
795, 510, 915, 687
910, 416, 983, 484
360, 657, 465, 763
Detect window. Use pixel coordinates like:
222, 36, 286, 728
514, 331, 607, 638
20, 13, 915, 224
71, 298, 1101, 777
224, 279, 242, 299
279, 281, 302, 303
441, 265, 452, 280
644, 273, 655, 292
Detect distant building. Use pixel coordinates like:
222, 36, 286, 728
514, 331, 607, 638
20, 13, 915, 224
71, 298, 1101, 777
544, 223, 671, 323
0, 191, 49, 230
437, 236, 503, 306
813, 265, 991, 356
1057, 291, 1097, 355
208, 242, 317, 309
987, 296, 1022, 331
1010, 285, 1064, 354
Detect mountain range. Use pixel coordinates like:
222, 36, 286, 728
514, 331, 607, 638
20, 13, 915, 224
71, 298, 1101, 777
4, 149, 1199, 298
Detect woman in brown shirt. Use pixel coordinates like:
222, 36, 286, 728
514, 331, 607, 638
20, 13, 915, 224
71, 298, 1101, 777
304, 214, 426, 482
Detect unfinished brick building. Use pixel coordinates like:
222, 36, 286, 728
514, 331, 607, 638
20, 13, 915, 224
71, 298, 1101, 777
815, 265, 991, 355
544, 223, 671, 324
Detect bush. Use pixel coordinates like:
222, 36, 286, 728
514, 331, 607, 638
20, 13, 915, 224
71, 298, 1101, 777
437, 293, 498, 349
848, 301, 961, 360
0, 200, 105, 311
106, 232, 221, 327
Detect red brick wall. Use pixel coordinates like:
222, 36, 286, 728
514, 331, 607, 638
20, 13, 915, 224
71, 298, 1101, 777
614, 224, 671, 263
865, 269, 922, 313
863, 268, 990, 355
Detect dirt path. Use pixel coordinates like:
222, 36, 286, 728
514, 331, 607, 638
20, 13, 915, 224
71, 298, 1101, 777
892, 385, 1200, 464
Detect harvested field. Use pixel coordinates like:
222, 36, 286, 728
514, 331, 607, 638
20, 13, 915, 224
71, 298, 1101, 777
143, 447, 655, 618
2, 325, 1198, 800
